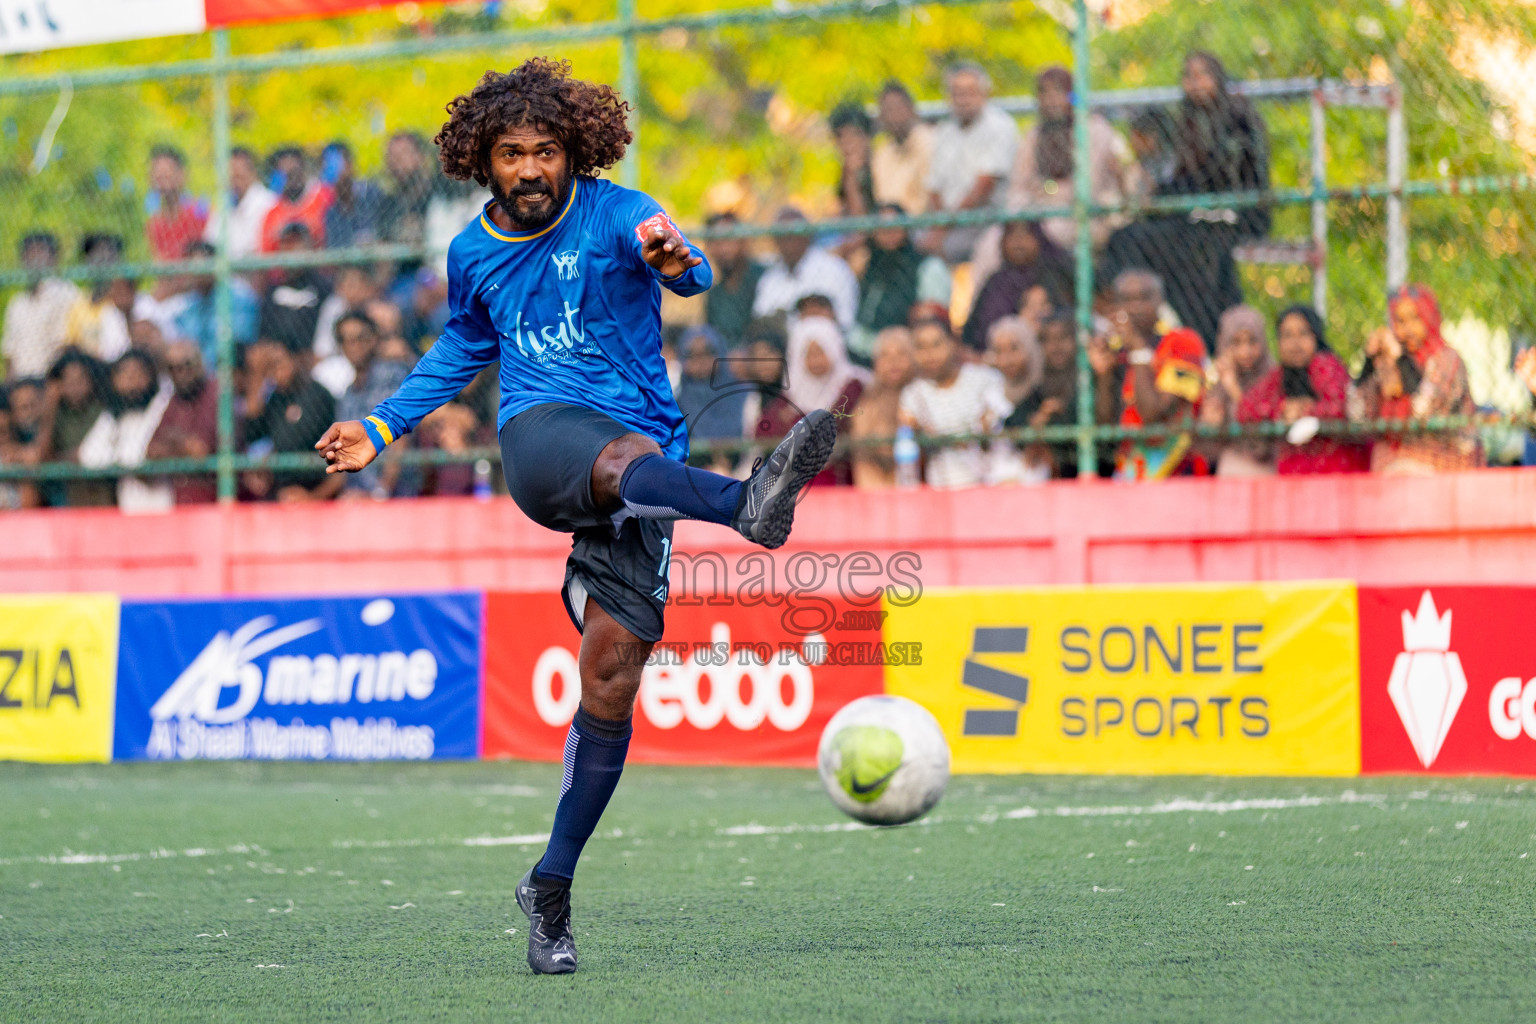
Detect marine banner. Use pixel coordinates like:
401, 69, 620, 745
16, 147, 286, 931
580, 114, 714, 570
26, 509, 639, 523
481, 591, 886, 767
1360, 586, 1536, 775
883, 582, 1360, 776
0, 594, 120, 763
113, 593, 482, 761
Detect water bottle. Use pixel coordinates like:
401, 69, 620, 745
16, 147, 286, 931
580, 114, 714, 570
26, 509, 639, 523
473, 458, 493, 501
893, 425, 921, 489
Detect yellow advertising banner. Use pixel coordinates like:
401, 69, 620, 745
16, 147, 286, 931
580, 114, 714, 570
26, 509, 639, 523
0, 594, 120, 763
884, 582, 1359, 776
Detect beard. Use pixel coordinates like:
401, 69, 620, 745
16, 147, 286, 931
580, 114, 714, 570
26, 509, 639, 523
491, 169, 572, 230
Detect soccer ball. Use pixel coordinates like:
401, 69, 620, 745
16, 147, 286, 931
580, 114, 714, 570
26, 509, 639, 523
817, 695, 950, 825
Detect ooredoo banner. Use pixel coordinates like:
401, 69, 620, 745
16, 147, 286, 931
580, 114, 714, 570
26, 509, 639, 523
0, 594, 120, 763
481, 591, 886, 766
884, 582, 1360, 776
113, 593, 481, 761
1360, 586, 1536, 775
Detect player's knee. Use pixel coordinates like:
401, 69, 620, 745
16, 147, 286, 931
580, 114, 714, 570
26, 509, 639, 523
579, 659, 643, 719
591, 433, 663, 510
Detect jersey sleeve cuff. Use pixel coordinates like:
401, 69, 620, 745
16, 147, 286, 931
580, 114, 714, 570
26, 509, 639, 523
363, 415, 395, 450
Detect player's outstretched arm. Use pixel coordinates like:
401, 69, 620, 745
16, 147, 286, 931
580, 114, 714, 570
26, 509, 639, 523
314, 420, 379, 474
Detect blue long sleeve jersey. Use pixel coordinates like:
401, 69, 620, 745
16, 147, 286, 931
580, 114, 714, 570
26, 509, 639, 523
362, 176, 711, 462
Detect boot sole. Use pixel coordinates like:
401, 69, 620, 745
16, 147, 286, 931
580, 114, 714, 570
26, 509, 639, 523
753, 411, 837, 550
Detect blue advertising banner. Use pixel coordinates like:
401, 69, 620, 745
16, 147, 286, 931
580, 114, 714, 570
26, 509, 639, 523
114, 593, 482, 761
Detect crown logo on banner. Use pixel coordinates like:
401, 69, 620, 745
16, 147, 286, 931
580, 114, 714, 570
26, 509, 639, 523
1387, 591, 1467, 769
1400, 590, 1454, 653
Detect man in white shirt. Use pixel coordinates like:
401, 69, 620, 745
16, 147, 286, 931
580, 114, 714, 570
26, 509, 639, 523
923, 63, 1019, 265
203, 147, 278, 259
899, 308, 1012, 488
872, 81, 935, 216
2, 233, 80, 380
751, 207, 860, 335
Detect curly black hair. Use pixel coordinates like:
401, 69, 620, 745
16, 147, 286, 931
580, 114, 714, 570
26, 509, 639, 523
435, 57, 632, 184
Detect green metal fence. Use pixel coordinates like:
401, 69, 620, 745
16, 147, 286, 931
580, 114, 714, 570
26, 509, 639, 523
1, 0, 1532, 497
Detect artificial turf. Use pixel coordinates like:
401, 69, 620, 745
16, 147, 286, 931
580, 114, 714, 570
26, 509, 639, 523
1, 761, 1533, 1023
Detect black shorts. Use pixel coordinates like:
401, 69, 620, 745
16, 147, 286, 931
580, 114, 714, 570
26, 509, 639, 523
499, 402, 672, 643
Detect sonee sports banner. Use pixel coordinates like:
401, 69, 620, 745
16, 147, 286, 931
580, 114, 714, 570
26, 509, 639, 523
113, 593, 481, 761
883, 582, 1361, 776
1360, 586, 1536, 775
0, 594, 119, 763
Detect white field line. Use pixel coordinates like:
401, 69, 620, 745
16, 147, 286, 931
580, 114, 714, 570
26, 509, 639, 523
0, 842, 267, 867
0, 790, 1469, 867
717, 791, 1395, 836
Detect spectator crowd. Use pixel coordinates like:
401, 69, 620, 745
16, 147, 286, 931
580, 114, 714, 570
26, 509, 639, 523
0, 54, 1526, 511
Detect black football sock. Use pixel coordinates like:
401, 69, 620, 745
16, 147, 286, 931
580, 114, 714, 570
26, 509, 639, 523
534, 706, 632, 882
618, 452, 743, 525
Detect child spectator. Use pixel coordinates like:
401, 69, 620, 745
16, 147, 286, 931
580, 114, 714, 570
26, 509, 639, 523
900, 307, 1011, 488
850, 326, 918, 488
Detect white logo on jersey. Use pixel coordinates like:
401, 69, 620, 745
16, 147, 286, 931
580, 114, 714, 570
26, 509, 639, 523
551, 250, 580, 280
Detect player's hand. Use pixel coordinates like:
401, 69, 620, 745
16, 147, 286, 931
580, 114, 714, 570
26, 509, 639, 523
641, 224, 703, 279
314, 420, 379, 474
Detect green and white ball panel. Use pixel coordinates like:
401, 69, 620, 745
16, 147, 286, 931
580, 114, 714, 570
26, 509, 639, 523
818, 695, 951, 825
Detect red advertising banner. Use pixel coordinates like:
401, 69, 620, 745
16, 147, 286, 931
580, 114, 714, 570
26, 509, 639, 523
482, 591, 886, 767
1360, 586, 1536, 775
205, 1, 446, 28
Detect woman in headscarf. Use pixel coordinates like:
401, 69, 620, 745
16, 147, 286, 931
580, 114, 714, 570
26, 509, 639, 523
1236, 304, 1369, 475
1198, 304, 1275, 476
850, 326, 918, 488
962, 219, 1073, 352
674, 325, 750, 473
983, 316, 1050, 485
1353, 284, 1482, 474
759, 315, 870, 485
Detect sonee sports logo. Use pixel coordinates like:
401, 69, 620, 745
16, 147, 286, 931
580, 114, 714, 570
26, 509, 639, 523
960, 627, 1030, 736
